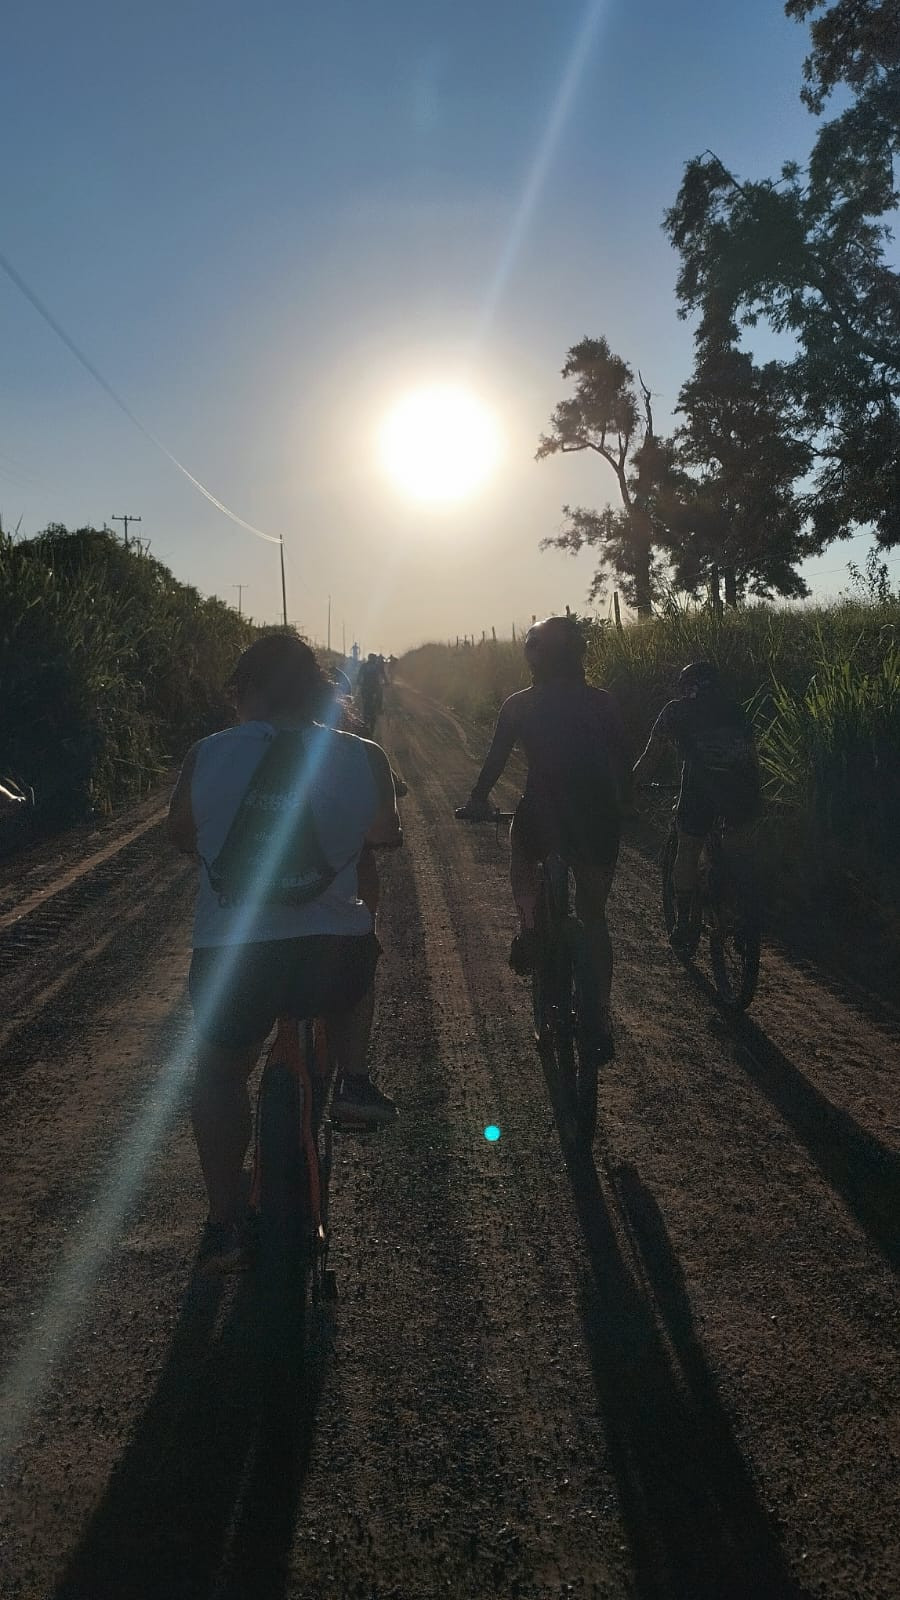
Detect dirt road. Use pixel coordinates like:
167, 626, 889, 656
0, 688, 898, 1600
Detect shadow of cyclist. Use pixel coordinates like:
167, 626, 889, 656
538, 1044, 806, 1600
54, 1255, 328, 1600
687, 966, 900, 1275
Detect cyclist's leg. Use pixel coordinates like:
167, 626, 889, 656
672, 781, 714, 932
314, 934, 396, 1125
573, 858, 616, 1016
509, 800, 545, 974
325, 982, 374, 1078
510, 799, 543, 929
192, 1038, 261, 1226
189, 943, 278, 1228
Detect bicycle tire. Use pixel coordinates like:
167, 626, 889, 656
709, 880, 761, 1011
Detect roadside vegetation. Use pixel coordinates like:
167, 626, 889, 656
0, 525, 256, 821
399, 585, 900, 988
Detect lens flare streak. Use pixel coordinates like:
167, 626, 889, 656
478, 0, 610, 337
0, 726, 341, 1468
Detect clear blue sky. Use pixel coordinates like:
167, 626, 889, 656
0, 0, 884, 648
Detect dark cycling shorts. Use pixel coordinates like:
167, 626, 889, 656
513, 793, 620, 873
677, 781, 759, 837
189, 932, 381, 1051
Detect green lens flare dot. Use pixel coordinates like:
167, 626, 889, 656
483, 1124, 501, 1143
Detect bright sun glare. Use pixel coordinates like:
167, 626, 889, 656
378, 383, 502, 505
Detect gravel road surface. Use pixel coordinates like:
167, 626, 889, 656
0, 689, 897, 1600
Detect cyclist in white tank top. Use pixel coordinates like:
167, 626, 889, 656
168, 633, 401, 1262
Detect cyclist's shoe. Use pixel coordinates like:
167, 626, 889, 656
509, 929, 536, 976
198, 1218, 250, 1275
331, 1076, 398, 1128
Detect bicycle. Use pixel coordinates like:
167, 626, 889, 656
456, 806, 601, 1148
650, 783, 761, 1012
250, 1013, 338, 1307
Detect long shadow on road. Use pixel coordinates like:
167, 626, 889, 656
688, 969, 900, 1275
538, 1046, 806, 1600
54, 1258, 328, 1600
436, 797, 803, 1597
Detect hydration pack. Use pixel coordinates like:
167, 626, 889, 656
206, 730, 337, 908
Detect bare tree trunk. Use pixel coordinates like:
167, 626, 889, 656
632, 520, 653, 619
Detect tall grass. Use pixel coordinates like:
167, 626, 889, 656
0, 526, 256, 818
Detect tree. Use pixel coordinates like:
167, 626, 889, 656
670, 322, 817, 604
785, 0, 900, 112
536, 338, 673, 617
665, 0, 900, 551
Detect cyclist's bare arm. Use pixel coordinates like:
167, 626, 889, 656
632, 711, 670, 788
469, 700, 519, 803
168, 743, 200, 854
363, 740, 403, 848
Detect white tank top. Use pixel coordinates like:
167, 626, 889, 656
190, 721, 377, 947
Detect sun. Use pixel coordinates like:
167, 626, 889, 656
377, 383, 502, 505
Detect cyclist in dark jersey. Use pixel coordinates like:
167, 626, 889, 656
633, 660, 761, 951
459, 616, 630, 1059
357, 654, 387, 732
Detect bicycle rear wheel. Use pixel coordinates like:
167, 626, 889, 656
708, 867, 760, 1011
254, 1047, 309, 1358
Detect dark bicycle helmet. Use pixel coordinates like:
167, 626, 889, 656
677, 660, 720, 694
524, 615, 586, 680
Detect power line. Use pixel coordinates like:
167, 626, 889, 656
0, 248, 281, 546
809, 553, 900, 579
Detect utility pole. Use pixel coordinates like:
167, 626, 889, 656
112, 513, 141, 550
279, 536, 288, 628
327, 595, 331, 652
342, 621, 346, 656
231, 583, 248, 616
